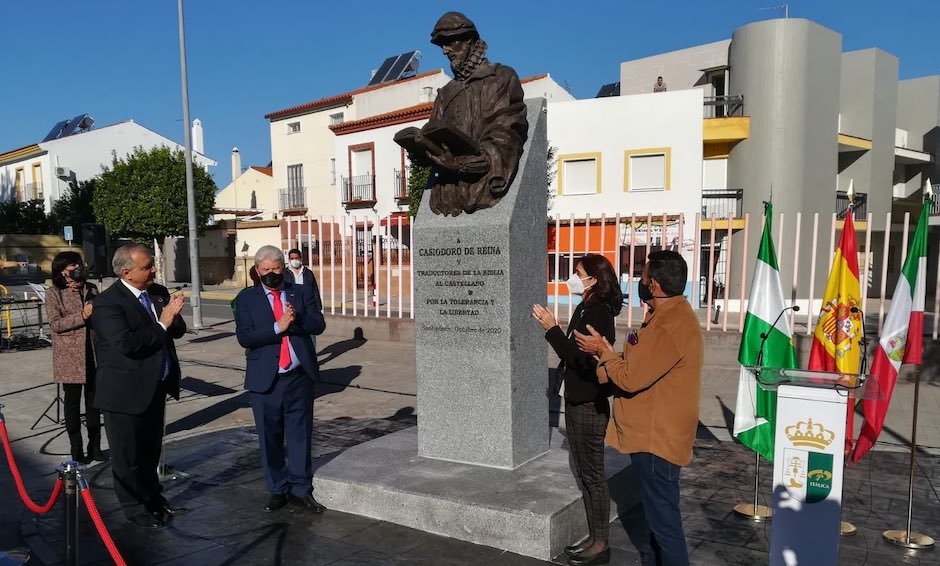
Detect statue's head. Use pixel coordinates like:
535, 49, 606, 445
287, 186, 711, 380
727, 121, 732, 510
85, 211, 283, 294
431, 11, 479, 70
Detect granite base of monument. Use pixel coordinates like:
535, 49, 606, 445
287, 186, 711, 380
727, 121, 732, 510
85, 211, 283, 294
312, 426, 631, 560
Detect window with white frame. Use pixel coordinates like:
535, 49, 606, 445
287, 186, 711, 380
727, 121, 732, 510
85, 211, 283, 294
561, 158, 598, 195
287, 121, 301, 134
287, 164, 304, 189
329, 112, 344, 125
629, 153, 666, 191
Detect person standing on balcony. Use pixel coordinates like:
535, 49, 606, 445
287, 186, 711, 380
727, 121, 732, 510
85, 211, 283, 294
653, 76, 667, 92
532, 254, 622, 566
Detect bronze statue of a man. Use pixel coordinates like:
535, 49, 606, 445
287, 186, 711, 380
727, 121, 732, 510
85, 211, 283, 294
399, 12, 528, 217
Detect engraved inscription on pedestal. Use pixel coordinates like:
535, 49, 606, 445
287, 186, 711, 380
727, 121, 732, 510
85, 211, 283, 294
416, 242, 505, 337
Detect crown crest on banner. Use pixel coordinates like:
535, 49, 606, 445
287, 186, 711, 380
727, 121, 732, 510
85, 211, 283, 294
785, 418, 835, 450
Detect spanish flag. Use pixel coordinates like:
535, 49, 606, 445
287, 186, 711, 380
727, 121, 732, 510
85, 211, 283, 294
808, 202, 863, 455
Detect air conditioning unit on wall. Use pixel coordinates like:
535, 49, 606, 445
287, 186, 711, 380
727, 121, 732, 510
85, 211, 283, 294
55, 166, 72, 179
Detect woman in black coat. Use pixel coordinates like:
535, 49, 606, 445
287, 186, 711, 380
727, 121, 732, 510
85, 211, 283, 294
533, 254, 622, 565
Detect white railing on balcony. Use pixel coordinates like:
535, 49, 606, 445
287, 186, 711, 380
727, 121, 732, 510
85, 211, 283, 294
17, 183, 43, 202
279, 186, 306, 210
282, 209, 940, 338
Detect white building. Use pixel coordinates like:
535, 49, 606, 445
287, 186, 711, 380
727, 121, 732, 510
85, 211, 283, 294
265, 70, 452, 220
549, 89, 705, 222
213, 147, 272, 221
0, 117, 216, 213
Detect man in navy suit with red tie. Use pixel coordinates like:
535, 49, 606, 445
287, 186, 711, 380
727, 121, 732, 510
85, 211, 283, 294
235, 245, 326, 513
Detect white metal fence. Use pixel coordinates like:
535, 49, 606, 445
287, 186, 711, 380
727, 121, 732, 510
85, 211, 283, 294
283, 210, 939, 337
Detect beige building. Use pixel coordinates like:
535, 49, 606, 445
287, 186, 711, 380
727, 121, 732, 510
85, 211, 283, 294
265, 69, 451, 220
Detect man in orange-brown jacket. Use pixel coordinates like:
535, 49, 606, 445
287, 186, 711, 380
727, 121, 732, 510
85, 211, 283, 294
576, 250, 702, 566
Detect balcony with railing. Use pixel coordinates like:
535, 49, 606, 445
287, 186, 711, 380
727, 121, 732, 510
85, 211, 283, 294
342, 174, 376, 208
703, 95, 744, 118
16, 183, 44, 202
279, 186, 307, 213
393, 169, 408, 202
836, 190, 867, 219
701, 188, 743, 219
930, 185, 940, 216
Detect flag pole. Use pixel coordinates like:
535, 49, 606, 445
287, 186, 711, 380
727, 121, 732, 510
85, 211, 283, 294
883, 364, 934, 548
840, 190, 857, 537
733, 451, 772, 521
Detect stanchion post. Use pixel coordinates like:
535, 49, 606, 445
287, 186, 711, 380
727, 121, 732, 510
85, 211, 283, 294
733, 450, 773, 521
883, 365, 935, 549
56, 461, 84, 566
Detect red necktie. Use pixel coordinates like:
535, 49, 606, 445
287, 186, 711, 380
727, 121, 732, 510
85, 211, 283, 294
270, 291, 291, 369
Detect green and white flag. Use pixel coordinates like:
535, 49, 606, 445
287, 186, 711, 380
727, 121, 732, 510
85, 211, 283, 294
733, 203, 799, 461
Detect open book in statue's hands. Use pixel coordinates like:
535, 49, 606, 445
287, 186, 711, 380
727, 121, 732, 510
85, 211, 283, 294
394, 121, 480, 158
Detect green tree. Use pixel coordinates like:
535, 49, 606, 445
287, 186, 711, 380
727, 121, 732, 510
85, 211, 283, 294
408, 163, 431, 217
94, 146, 216, 244
48, 179, 98, 242
0, 200, 50, 234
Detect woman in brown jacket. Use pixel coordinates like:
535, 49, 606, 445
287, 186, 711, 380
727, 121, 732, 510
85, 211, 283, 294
46, 251, 102, 463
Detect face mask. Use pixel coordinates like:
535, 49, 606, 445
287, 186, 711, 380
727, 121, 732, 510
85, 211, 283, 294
69, 265, 86, 281
637, 281, 654, 304
566, 274, 592, 296
260, 271, 284, 289
289, 259, 302, 269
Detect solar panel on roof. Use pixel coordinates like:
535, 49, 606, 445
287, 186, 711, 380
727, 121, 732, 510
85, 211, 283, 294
367, 51, 421, 86
368, 56, 399, 86
385, 51, 418, 83
595, 82, 621, 98
42, 120, 69, 142
58, 114, 91, 138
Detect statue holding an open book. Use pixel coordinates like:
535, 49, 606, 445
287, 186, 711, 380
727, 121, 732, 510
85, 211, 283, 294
395, 11, 529, 217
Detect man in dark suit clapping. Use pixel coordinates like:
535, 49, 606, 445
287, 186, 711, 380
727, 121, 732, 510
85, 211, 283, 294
235, 245, 326, 513
91, 244, 188, 528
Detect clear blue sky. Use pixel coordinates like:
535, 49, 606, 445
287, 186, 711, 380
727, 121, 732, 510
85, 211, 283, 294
3, 1, 937, 187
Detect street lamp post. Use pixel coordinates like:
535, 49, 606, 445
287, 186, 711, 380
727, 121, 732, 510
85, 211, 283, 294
177, 0, 203, 329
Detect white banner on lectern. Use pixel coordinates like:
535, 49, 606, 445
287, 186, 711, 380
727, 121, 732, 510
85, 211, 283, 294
771, 384, 847, 566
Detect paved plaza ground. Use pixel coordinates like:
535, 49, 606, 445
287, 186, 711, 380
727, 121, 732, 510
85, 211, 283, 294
1, 290, 938, 565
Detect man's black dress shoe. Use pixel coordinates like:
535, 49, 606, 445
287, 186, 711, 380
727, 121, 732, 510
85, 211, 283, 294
157, 503, 189, 516
126, 512, 164, 529
567, 547, 610, 566
264, 493, 290, 512
289, 493, 326, 513
565, 540, 591, 557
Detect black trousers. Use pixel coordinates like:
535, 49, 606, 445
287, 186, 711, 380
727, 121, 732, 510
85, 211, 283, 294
565, 399, 611, 541
62, 381, 101, 446
102, 383, 166, 518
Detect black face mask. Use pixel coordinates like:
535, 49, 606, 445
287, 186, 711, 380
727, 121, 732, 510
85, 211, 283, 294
69, 265, 86, 281
260, 271, 284, 289
637, 281, 654, 304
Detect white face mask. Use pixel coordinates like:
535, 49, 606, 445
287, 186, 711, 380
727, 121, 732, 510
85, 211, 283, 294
289, 259, 302, 269
566, 273, 593, 296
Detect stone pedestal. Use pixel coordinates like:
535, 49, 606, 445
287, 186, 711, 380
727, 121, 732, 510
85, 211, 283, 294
312, 427, 632, 560
412, 98, 548, 469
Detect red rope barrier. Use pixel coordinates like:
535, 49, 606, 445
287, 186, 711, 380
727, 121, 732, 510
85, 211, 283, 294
80, 488, 127, 566
0, 420, 64, 514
